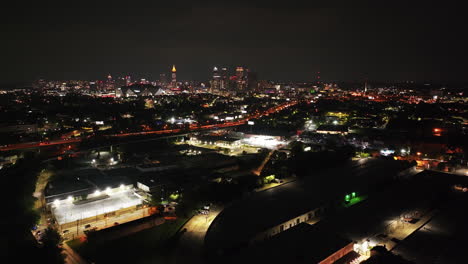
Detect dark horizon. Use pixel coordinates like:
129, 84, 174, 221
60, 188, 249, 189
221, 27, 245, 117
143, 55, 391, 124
2, 5, 467, 83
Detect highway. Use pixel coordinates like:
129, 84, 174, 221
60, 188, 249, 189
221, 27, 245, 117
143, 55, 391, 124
0, 101, 297, 152
0, 138, 82, 152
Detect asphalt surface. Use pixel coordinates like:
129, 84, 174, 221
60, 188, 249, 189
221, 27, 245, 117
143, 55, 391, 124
168, 206, 223, 264
392, 192, 468, 264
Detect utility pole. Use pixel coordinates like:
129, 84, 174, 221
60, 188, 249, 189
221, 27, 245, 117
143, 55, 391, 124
76, 219, 79, 236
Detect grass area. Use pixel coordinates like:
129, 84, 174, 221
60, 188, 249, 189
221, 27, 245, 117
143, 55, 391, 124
343, 195, 368, 208
67, 217, 188, 264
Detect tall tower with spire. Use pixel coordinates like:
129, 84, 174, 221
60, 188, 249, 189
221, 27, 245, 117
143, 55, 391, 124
364, 79, 368, 94
211, 66, 221, 92
171, 65, 177, 88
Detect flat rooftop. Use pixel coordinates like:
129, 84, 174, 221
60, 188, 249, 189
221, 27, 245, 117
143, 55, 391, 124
196, 135, 241, 142
205, 158, 411, 252
235, 223, 352, 264
52, 189, 143, 225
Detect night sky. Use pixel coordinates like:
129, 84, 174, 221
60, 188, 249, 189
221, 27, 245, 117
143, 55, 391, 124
2, 4, 467, 83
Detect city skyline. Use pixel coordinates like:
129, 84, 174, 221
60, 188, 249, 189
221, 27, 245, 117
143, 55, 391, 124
3, 4, 467, 264
2, 5, 467, 84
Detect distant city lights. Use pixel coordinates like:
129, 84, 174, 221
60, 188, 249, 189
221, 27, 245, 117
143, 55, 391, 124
380, 149, 395, 156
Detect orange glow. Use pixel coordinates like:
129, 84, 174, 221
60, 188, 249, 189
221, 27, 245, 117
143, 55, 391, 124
416, 152, 422, 156
433, 128, 441, 133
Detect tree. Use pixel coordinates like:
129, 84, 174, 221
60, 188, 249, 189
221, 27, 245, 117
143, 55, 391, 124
3, 154, 64, 263
289, 141, 304, 157
437, 162, 446, 171
40, 227, 65, 264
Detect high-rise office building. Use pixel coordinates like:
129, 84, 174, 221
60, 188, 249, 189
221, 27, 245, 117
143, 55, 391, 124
211, 66, 222, 92
171, 65, 177, 88
247, 70, 258, 90
221, 67, 228, 90
235, 67, 246, 91
159, 73, 167, 86
105, 74, 115, 91
115, 77, 127, 89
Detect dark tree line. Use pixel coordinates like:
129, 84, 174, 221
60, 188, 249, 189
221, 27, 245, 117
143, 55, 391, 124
1, 152, 64, 263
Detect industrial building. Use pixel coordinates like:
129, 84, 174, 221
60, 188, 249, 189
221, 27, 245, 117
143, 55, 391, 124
45, 169, 143, 236
235, 223, 355, 264
205, 159, 412, 256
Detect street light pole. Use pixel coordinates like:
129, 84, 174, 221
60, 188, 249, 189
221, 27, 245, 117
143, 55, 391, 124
76, 219, 79, 237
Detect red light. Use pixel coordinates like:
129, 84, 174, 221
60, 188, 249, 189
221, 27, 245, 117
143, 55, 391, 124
433, 128, 441, 133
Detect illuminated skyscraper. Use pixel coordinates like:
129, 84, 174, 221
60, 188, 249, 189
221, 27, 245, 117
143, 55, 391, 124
105, 74, 115, 91
221, 67, 228, 90
115, 77, 127, 89
247, 70, 258, 90
171, 65, 177, 88
211, 66, 221, 92
236, 67, 245, 90
159, 73, 167, 86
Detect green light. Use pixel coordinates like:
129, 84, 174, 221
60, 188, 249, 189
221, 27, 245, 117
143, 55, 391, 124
169, 193, 179, 200
345, 194, 350, 201
265, 175, 275, 181
352, 192, 356, 198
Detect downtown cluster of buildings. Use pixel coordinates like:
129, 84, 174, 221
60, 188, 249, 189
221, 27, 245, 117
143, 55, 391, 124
28, 65, 260, 97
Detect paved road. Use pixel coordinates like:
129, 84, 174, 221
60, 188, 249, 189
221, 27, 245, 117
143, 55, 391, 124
168, 206, 223, 263
62, 207, 150, 241
0, 138, 81, 151
63, 243, 88, 264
